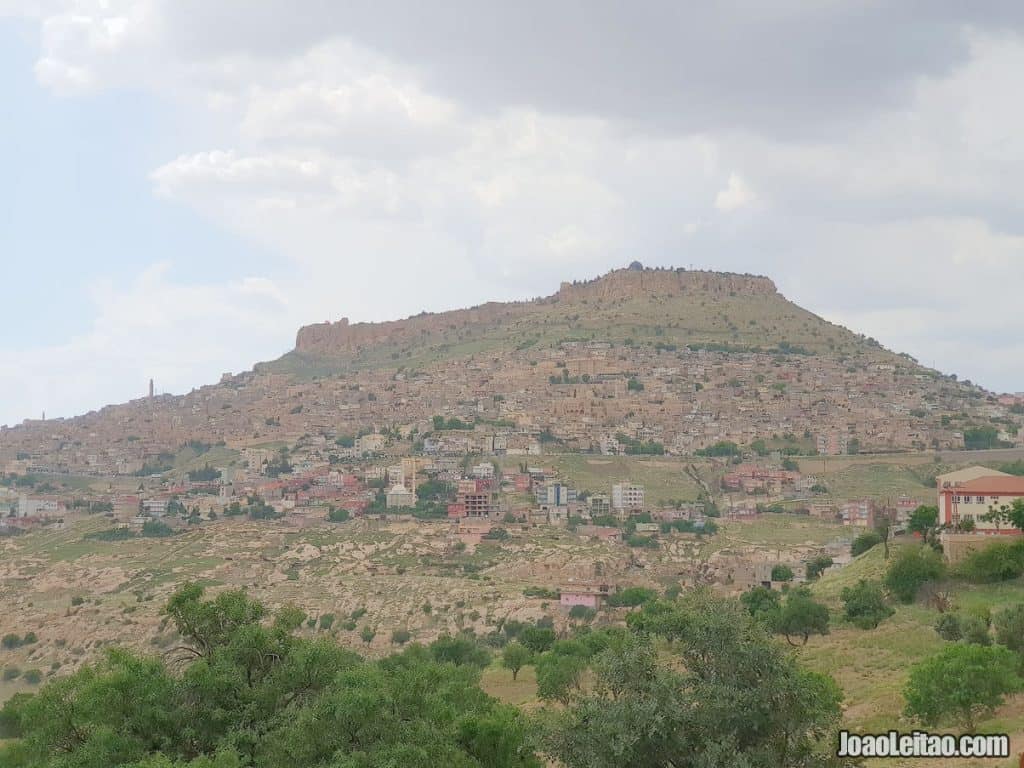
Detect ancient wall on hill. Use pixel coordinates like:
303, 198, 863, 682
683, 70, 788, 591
294, 268, 778, 356
294, 303, 526, 355
555, 268, 777, 303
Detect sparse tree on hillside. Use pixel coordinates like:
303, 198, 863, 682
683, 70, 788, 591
904, 644, 1022, 729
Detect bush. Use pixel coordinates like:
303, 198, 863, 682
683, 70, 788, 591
327, 507, 350, 523
2, 667, 20, 681
391, 629, 411, 646
770, 564, 794, 582
840, 579, 893, 629
1, 634, 20, 650
805, 555, 833, 581
934, 613, 962, 641
71, 596, 85, 607
22, 632, 37, 645
568, 605, 596, 622
884, 545, 945, 603
318, 614, 335, 631
851, 531, 883, 556
993, 604, 1024, 653
522, 586, 559, 600
429, 634, 490, 668
22, 669, 42, 685
954, 540, 1024, 583
625, 534, 659, 548
605, 587, 658, 608
958, 614, 991, 646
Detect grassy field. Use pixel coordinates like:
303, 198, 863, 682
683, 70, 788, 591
805, 544, 1024, 767
504, 454, 704, 504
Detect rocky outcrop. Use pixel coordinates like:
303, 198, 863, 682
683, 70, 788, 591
294, 267, 778, 357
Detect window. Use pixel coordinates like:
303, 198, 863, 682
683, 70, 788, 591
976, 496, 985, 504
954, 495, 962, 503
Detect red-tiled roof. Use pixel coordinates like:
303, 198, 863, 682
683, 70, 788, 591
942, 475, 1024, 494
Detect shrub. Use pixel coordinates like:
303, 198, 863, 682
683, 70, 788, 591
71, 596, 85, 607
327, 507, 350, 523
993, 604, 1024, 653
22, 632, 37, 645
2, 667, 20, 681
841, 579, 893, 629
22, 669, 42, 685
770, 564, 794, 582
605, 587, 658, 608
851, 531, 883, 556
1, 634, 20, 650
884, 545, 945, 603
568, 605, 596, 622
318, 614, 335, 631
934, 613, 962, 641
391, 629, 411, 645
954, 540, 1024, 583
958, 614, 991, 646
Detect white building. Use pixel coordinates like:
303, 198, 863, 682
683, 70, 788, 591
471, 462, 495, 479
17, 495, 59, 518
611, 483, 645, 512
385, 483, 416, 509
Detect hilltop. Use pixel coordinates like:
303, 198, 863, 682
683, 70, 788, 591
261, 265, 903, 377
1, 265, 1016, 475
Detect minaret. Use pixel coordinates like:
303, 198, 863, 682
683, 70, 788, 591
149, 379, 154, 399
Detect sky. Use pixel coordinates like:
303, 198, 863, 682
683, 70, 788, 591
3, 2, 1024, 427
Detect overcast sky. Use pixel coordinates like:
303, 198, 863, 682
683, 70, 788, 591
3, 2, 1024, 427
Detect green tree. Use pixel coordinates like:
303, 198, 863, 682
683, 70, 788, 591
775, 588, 830, 645
840, 579, 893, 629
904, 644, 1023, 729
605, 586, 658, 608
501, 642, 532, 681
739, 586, 781, 627
547, 593, 844, 768
326, 507, 350, 522
804, 555, 833, 581
884, 545, 946, 603
770, 564, 794, 582
520, 626, 557, 654
907, 505, 939, 535
982, 498, 1024, 533
535, 652, 585, 705
429, 634, 491, 668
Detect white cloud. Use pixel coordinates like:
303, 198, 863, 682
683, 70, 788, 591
5, 3, 1024, 424
0, 264, 295, 426
714, 173, 756, 212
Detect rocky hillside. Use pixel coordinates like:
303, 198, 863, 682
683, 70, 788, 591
265, 266, 902, 377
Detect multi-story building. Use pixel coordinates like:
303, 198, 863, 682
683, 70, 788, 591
536, 482, 576, 507
611, 483, 644, 513
939, 475, 1024, 533
839, 499, 877, 528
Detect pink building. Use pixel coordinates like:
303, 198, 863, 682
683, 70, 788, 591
559, 583, 611, 610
